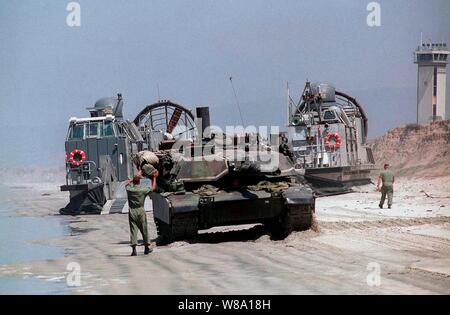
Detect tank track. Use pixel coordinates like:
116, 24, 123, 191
269, 204, 313, 239
155, 212, 198, 245
287, 204, 313, 231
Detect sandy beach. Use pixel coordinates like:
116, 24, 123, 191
0, 176, 449, 295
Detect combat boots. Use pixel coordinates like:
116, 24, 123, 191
131, 245, 137, 256
144, 245, 152, 255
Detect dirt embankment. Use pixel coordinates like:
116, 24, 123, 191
370, 120, 450, 177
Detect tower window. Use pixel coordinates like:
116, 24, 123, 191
417, 54, 432, 62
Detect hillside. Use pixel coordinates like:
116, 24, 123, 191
370, 120, 450, 177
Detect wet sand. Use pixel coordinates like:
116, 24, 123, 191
0, 177, 449, 294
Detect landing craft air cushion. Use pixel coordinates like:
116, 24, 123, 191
287, 82, 376, 193
60, 96, 197, 215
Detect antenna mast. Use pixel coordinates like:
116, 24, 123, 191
229, 77, 245, 126
157, 83, 161, 101
287, 81, 291, 125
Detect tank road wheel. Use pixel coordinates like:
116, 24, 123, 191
268, 204, 313, 240
155, 212, 198, 245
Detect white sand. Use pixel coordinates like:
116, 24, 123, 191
0, 176, 449, 294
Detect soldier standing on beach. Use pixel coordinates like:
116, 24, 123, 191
377, 163, 395, 209
125, 169, 158, 256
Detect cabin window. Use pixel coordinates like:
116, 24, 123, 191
102, 121, 114, 137
68, 121, 115, 139
69, 124, 84, 140
323, 110, 336, 120
88, 122, 100, 138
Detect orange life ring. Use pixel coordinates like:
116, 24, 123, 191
324, 133, 342, 150
68, 149, 86, 167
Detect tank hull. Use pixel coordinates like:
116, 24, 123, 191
152, 185, 315, 244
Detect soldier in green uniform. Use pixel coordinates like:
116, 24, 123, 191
377, 163, 395, 209
126, 173, 156, 256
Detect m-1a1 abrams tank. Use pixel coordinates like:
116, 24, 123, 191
147, 114, 315, 244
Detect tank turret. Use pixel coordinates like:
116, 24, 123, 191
148, 130, 315, 245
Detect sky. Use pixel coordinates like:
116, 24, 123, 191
0, 0, 449, 167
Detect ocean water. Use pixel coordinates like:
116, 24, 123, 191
0, 184, 69, 294
0, 277, 66, 295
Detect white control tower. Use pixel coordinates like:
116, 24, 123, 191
414, 42, 449, 124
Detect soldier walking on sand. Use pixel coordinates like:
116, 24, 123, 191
377, 163, 395, 209
125, 170, 158, 256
